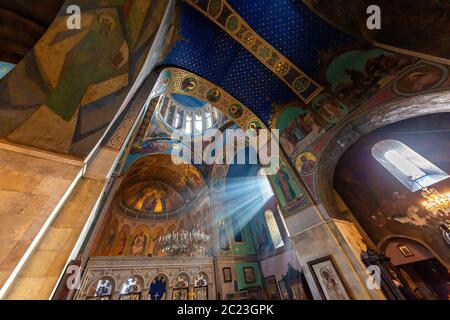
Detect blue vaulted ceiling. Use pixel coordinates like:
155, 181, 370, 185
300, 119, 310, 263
161, 0, 357, 123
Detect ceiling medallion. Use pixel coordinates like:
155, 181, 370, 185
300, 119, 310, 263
207, 0, 223, 18
228, 103, 243, 119
293, 76, 310, 93
207, 88, 221, 102
249, 120, 262, 131
243, 31, 255, 45
226, 15, 239, 32
259, 46, 271, 60
274, 60, 289, 75
181, 76, 197, 92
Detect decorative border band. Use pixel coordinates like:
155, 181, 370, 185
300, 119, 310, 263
150, 67, 267, 131
185, 0, 324, 104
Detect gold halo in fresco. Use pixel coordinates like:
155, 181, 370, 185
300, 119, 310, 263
228, 103, 243, 119
249, 120, 263, 132
294, 152, 317, 175
181, 76, 197, 92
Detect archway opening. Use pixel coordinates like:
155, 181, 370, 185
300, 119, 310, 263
333, 112, 450, 299
382, 237, 449, 300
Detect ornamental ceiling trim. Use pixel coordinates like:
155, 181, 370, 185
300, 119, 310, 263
184, 0, 324, 104
150, 67, 267, 130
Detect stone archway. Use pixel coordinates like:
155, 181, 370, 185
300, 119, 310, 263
316, 90, 450, 219
284, 89, 450, 300
311, 89, 450, 276
379, 236, 450, 299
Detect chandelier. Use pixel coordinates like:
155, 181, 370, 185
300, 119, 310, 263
158, 230, 210, 256
420, 188, 450, 218
421, 187, 450, 245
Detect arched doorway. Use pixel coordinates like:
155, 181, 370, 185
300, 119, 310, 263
381, 237, 449, 300
328, 112, 450, 299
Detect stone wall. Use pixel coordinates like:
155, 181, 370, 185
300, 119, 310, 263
0, 143, 82, 289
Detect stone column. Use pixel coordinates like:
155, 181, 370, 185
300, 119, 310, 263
284, 204, 385, 300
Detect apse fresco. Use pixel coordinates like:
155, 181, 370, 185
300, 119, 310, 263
97, 219, 119, 256
121, 154, 206, 202
121, 182, 184, 214
334, 113, 450, 266
0, 0, 167, 157
112, 224, 131, 256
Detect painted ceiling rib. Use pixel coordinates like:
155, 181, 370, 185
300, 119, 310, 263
184, 0, 324, 104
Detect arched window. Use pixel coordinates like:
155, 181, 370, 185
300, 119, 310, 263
172, 273, 189, 300
264, 209, 284, 249
232, 216, 243, 243
174, 110, 182, 129
186, 112, 193, 133
193, 273, 208, 300
157, 94, 222, 136
372, 139, 449, 192
119, 275, 143, 300
194, 112, 203, 133
205, 110, 212, 128
86, 278, 113, 300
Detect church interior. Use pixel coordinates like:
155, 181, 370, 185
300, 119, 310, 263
0, 0, 448, 300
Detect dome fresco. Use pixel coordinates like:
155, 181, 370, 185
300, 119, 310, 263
120, 154, 207, 209
121, 181, 184, 214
